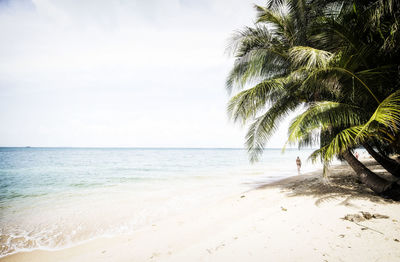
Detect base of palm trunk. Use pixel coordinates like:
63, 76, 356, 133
343, 150, 400, 200
379, 183, 400, 201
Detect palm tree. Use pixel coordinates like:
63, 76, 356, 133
226, 0, 400, 198
227, 0, 329, 162
287, 90, 400, 196
298, 0, 400, 175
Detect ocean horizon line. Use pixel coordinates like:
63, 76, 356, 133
0, 146, 316, 150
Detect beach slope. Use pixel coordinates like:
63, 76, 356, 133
2, 161, 400, 262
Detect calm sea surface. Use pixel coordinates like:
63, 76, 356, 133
0, 147, 322, 257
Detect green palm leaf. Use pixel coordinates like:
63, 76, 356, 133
285, 101, 364, 147
228, 77, 287, 124
245, 94, 302, 162
355, 89, 400, 140
289, 46, 333, 69
309, 90, 400, 163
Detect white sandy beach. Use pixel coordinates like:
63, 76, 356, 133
2, 160, 400, 262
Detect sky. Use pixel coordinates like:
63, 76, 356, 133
0, 0, 296, 148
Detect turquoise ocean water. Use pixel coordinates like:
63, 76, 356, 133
0, 147, 322, 257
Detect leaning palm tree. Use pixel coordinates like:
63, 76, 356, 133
301, 0, 400, 175
226, 0, 400, 198
286, 90, 400, 196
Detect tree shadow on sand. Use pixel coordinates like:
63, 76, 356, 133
253, 160, 397, 206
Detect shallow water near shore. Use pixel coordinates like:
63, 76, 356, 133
0, 147, 322, 257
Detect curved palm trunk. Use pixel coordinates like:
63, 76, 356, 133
342, 150, 395, 194
363, 143, 400, 177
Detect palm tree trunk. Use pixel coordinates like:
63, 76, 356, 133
363, 143, 400, 177
342, 150, 393, 194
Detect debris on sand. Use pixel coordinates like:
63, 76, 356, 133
342, 211, 389, 235
343, 212, 389, 222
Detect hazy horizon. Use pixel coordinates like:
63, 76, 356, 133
0, 146, 312, 150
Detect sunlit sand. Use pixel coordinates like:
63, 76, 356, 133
2, 160, 400, 262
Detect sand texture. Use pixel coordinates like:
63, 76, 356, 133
2, 160, 400, 262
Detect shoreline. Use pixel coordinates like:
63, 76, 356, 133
2, 160, 400, 262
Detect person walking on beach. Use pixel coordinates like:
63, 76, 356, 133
296, 156, 302, 175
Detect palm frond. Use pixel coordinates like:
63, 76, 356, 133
308, 90, 400, 163
355, 89, 400, 140
245, 94, 302, 162
286, 101, 364, 146
289, 46, 333, 69
308, 125, 364, 163
228, 77, 287, 124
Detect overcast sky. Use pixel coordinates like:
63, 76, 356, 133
0, 0, 294, 148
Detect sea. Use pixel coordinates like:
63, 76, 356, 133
0, 147, 323, 257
